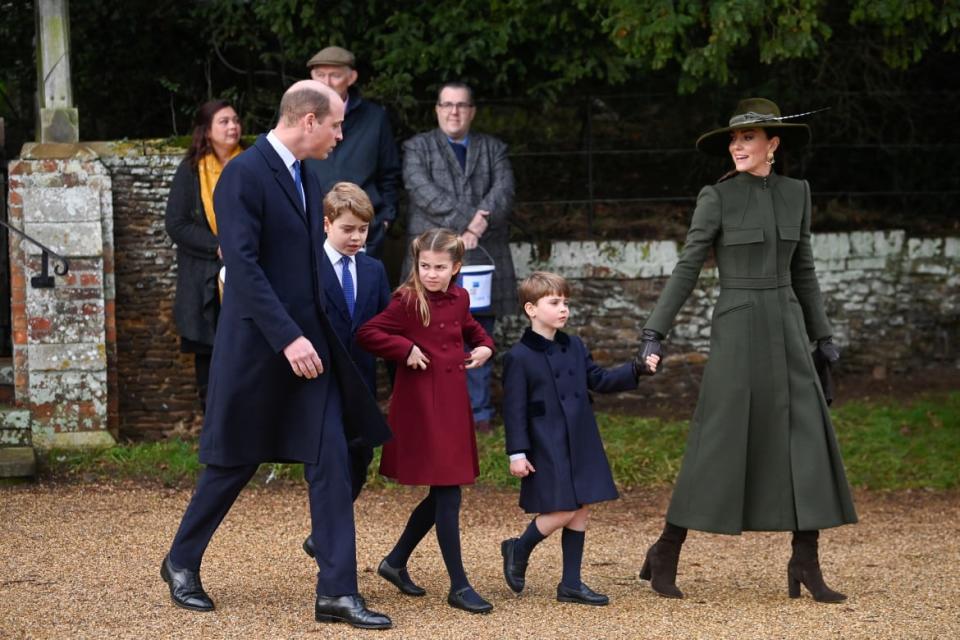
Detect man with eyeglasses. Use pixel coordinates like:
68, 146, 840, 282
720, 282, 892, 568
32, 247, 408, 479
305, 46, 401, 259
402, 81, 516, 432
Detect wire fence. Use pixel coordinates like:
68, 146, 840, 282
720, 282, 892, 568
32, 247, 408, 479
421, 92, 960, 240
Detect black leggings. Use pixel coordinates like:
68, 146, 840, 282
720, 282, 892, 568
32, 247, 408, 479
385, 485, 469, 591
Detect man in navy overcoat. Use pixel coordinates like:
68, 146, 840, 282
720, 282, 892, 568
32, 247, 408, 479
160, 80, 393, 630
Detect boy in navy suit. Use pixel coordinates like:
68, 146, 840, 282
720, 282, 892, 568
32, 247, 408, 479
303, 182, 392, 558
499, 271, 659, 605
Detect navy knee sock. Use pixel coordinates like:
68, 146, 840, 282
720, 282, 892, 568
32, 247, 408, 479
431, 485, 479, 598
385, 491, 435, 568
560, 528, 585, 589
515, 517, 547, 560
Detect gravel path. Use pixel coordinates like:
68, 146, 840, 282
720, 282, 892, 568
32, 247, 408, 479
2, 484, 957, 639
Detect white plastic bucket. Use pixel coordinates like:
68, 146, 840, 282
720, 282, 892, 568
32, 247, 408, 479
457, 246, 495, 313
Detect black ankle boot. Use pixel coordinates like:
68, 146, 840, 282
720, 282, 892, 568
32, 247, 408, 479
639, 521, 687, 599
788, 530, 847, 603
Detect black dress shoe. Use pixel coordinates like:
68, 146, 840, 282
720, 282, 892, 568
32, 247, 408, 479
447, 587, 493, 614
500, 538, 528, 593
302, 535, 315, 558
377, 559, 426, 596
315, 594, 392, 630
160, 555, 215, 612
556, 581, 609, 606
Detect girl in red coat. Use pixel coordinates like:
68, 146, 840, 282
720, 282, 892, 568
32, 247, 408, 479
356, 228, 495, 614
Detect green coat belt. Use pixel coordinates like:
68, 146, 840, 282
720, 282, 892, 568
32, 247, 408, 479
645, 171, 858, 534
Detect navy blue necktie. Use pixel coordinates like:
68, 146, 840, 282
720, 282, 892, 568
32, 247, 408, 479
450, 142, 467, 170
293, 159, 305, 209
340, 255, 355, 318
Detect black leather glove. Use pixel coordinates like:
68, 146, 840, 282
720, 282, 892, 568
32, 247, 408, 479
634, 329, 664, 376
816, 337, 840, 365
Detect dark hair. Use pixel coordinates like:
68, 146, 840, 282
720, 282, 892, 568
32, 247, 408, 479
437, 81, 474, 104
186, 99, 239, 169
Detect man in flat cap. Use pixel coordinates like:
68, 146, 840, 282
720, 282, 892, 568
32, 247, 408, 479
305, 46, 401, 259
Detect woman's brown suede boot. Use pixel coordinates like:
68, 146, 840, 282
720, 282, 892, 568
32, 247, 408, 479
788, 530, 847, 603
639, 521, 687, 598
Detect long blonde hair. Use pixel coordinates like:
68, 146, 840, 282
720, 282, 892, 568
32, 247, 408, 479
400, 228, 465, 326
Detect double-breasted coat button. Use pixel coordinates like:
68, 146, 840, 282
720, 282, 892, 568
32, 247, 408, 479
442, 344, 448, 350
440, 322, 445, 328
446, 366, 452, 372
458, 364, 465, 371
555, 372, 561, 379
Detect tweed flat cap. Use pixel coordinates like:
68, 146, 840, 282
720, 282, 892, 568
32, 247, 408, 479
306, 46, 356, 69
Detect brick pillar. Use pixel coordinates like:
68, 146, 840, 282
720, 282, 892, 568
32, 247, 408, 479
7, 143, 116, 448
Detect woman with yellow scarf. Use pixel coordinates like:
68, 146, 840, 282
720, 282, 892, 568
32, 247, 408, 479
165, 99, 243, 412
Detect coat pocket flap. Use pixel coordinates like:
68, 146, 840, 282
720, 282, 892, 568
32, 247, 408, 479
722, 227, 764, 246
778, 225, 801, 241
527, 400, 546, 418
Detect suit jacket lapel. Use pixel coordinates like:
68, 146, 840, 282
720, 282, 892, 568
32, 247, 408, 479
464, 135, 479, 179
254, 135, 308, 227
433, 129, 464, 176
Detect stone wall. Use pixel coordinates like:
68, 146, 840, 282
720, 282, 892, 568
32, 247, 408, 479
94, 149, 958, 439
504, 234, 960, 375
97, 146, 193, 440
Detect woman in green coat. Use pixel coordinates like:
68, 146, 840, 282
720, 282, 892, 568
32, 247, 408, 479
636, 98, 857, 603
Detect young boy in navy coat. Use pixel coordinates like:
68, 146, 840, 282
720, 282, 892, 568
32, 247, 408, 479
500, 271, 660, 605
303, 182, 391, 558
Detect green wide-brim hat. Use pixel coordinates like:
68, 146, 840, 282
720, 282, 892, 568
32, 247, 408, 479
696, 98, 812, 157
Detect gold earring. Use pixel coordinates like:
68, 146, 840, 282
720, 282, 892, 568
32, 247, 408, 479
766, 153, 775, 166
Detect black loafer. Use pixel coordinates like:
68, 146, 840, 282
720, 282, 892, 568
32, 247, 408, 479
556, 581, 609, 606
315, 594, 392, 630
302, 535, 316, 558
500, 538, 528, 593
377, 559, 426, 596
160, 554, 215, 612
447, 587, 493, 614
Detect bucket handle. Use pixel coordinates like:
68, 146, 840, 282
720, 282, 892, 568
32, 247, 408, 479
463, 243, 495, 267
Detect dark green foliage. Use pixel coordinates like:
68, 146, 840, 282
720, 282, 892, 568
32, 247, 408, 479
2, 0, 958, 145
604, 0, 960, 93
3, 1, 958, 233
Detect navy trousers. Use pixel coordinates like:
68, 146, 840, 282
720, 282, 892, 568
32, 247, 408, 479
466, 314, 496, 422
168, 383, 357, 596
